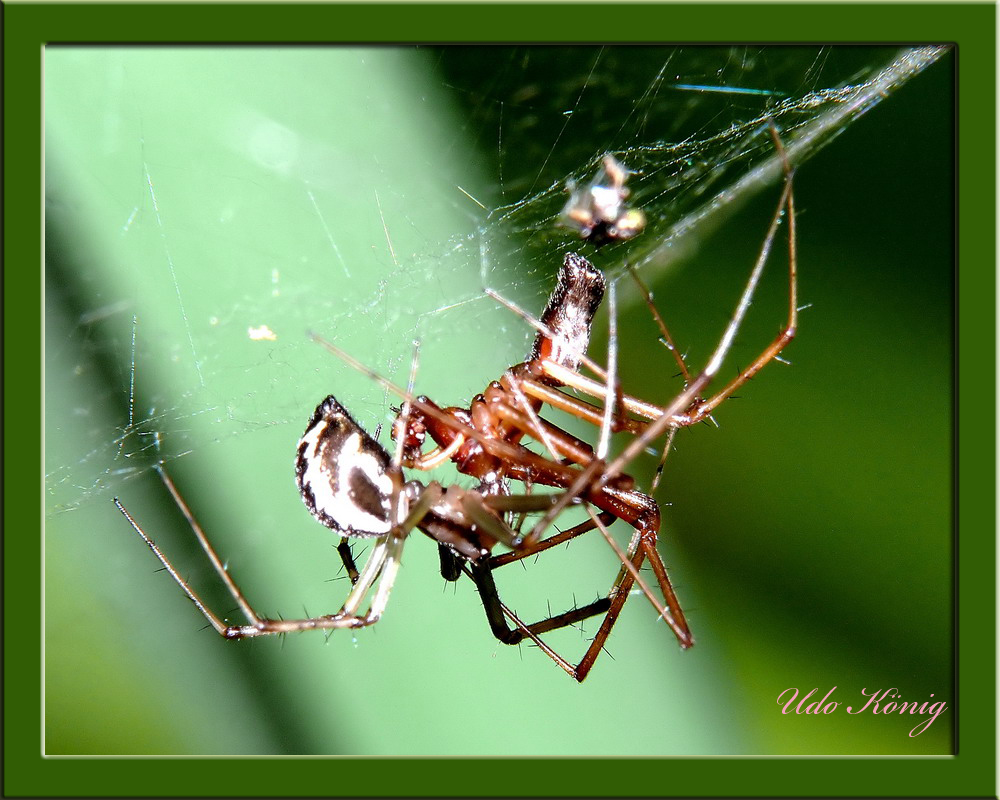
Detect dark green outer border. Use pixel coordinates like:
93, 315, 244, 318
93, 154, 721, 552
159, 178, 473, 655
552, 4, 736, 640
10, 3, 994, 798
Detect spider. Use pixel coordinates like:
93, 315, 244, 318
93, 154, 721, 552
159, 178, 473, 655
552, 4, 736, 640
561, 154, 646, 245
116, 128, 797, 682
115, 256, 681, 664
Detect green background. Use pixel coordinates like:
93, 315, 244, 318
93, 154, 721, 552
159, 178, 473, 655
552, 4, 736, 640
10, 3, 995, 798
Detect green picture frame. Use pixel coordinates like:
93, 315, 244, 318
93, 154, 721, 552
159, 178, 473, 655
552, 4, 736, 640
15, 3, 993, 797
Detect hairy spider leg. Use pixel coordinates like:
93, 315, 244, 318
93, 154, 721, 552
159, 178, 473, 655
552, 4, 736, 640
115, 462, 415, 638
623, 263, 690, 490
463, 559, 612, 646
598, 165, 797, 490
457, 507, 667, 683
480, 396, 689, 639
431, 514, 615, 650
625, 263, 695, 385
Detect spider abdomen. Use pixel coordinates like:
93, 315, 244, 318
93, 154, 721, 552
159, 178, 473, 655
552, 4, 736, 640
296, 395, 397, 538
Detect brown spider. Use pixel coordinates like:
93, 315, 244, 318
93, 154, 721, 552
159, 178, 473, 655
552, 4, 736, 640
116, 130, 797, 682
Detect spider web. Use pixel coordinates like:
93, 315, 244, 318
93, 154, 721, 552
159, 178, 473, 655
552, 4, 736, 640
43, 43, 953, 757
45, 44, 945, 515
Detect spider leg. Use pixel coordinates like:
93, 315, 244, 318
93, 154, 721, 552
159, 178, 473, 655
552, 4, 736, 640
114, 494, 232, 637
591, 480, 692, 649
454, 491, 639, 676
490, 599, 581, 679
625, 262, 695, 385
649, 425, 679, 492
426, 490, 617, 674
611, 175, 794, 478
586, 505, 677, 632
508, 376, 647, 436
596, 279, 619, 460
683, 142, 797, 423
116, 465, 428, 638
520, 130, 798, 448
623, 264, 694, 484
561, 495, 696, 682
336, 537, 361, 585
497, 281, 696, 655
148, 462, 263, 625
116, 484, 389, 637
462, 560, 611, 648
468, 501, 670, 683
489, 511, 617, 568
472, 426, 693, 651
571, 541, 644, 682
